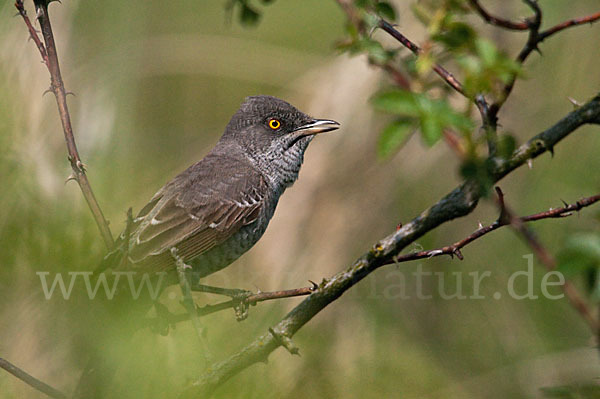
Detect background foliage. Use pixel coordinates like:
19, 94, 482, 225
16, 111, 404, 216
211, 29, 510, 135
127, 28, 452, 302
1, 0, 599, 398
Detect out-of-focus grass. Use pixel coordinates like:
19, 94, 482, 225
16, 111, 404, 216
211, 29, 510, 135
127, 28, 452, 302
1, 1, 599, 398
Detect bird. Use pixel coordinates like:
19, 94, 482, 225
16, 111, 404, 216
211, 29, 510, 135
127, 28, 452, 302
103, 95, 340, 282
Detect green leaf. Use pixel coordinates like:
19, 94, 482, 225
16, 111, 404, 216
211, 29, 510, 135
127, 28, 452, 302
377, 120, 414, 158
361, 38, 393, 64
416, 53, 435, 76
476, 38, 498, 66
433, 22, 477, 50
420, 115, 442, 146
375, 2, 396, 21
557, 234, 600, 278
354, 0, 372, 9
437, 105, 474, 133
372, 91, 420, 116
240, 4, 261, 26
496, 134, 517, 159
373, 90, 474, 146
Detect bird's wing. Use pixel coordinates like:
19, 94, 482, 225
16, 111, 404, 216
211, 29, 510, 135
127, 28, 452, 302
125, 154, 268, 269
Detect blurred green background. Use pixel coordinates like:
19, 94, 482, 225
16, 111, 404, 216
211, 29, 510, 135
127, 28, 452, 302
1, 0, 599, 398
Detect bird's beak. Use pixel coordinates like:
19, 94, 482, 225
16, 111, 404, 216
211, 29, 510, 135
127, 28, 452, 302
291, 119, 341, 138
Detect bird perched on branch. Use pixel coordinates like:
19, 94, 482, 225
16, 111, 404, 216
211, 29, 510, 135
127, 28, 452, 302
103, 95, 340, 281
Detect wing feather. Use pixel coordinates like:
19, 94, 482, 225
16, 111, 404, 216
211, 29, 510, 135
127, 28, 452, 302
121, 153, 268, 271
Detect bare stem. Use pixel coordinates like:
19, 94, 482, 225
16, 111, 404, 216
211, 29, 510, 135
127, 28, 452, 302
384, 193, 600, 265
16, 0, 114, 249
0, 357, 67, 399
493, 187, 599, 332
490, 4, 600, 119
468, 0, 529, 30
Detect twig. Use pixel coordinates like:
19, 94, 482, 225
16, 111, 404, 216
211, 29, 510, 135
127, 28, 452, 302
468, 0, 529, 30
334, 0, 411, 90
16, 1, 114, 249
146, 285, 316, 327
14, 1, 48, 64
375, 18, 495, 147
179, 93, 600, 398
493, 187, 599, 332
382, 193, 600, 265
378, 19, 466, 97
0, 357, 67, 399
490, 4, 600, 119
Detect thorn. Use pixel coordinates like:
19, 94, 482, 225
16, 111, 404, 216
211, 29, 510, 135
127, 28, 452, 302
65, 91, 76, 97
427, 249, 443, 258
533, 45, 542, 55
548, 146, 554, 157
478, 221, 483, 229
76, 160, 87, 172
527, 159, 533, 169
453, 249, 464, 260
568, 97, 582, 108
65, 173, 77, 184
269, 328, 299, 356
368, 24, 377, 38
42, 87, 53, 97
308, 280, 318, 291
36, 7, 43, 20
560, 199, 569, 207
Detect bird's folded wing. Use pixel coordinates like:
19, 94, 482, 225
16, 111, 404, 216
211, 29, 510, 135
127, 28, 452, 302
126, 156, 267, 268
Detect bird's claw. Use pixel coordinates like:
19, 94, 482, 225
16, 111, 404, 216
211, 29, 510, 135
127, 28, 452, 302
231, 289, 253, 321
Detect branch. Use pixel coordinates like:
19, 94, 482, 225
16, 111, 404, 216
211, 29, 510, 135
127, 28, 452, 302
146, 285, 316, 330
490, 4, 600, 119
0, 357, 67, 399
493, 187, 600, 332
538, 11, 600, 41
382, 193, 600, 265
468, 0, 529, 30
377, 19, 466, 97
178, 93, 600, 398
16, 0, 114, 249
375, 19, 496, 149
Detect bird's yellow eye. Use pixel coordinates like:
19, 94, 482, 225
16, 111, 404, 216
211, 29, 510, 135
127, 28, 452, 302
268, 119, 281, 130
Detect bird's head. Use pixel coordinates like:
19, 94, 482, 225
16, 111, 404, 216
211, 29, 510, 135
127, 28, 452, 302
221, 95, 340, 160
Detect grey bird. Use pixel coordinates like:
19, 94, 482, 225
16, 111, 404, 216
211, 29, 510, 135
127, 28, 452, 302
105, 95, 340, 278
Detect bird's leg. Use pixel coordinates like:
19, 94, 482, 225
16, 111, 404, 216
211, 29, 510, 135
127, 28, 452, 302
170, 248, 212, 360
190, 283, 252, 299
190, 283, 253, 321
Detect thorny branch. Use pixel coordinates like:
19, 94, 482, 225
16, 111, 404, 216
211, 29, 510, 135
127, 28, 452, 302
147, 285, 317, 330
484, 2, 600, 119
384, 193, 600, 265
180, 94, 600, 398
0, 357, 67, 399
468, 0, 529, 30
377, 19, 467, 97
15, 0, 114, 249
493, 187, 600, 332
156, 193, 600, 330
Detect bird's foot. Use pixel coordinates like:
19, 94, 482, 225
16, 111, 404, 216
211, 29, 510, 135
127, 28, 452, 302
190, 283, 253, 321
190, 283, 252, 299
